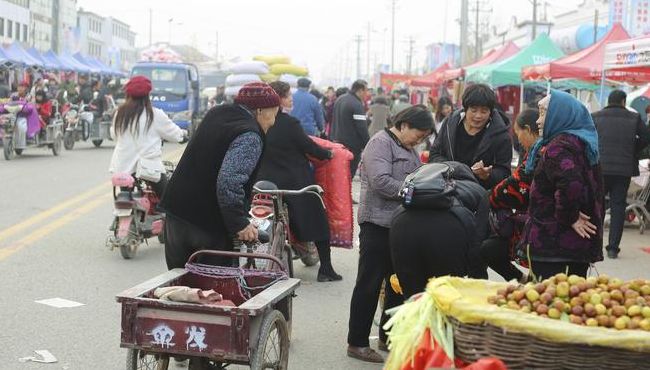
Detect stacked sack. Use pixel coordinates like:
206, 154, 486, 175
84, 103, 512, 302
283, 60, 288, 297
253, 55, 309, 94
224, 61, 268, 97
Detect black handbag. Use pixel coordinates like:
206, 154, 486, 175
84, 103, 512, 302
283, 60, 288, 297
399, 163, 456, 209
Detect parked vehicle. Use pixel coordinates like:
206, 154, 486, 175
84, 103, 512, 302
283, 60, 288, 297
63, 97, 115, 150
247, 181, 325, 277
130, 62, 203, 136
1, 101, 63, 160
106, 161, 175, 259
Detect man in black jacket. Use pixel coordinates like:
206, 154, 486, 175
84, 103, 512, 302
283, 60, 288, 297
331, 80, 370, 178
429, 83, 512, 190
592, 90, 650, 259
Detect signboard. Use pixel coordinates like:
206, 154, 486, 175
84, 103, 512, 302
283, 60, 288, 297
603, 37, 650, 69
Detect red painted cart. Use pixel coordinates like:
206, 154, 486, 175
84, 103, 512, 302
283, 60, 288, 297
116, 250, 300, 370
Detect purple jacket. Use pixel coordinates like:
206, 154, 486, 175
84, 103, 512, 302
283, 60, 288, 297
520, 134, 604, 264
0, 101, 40, 138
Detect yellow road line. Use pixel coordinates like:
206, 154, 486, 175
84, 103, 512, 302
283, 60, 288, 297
0, 145, 184, 245
0, 195, 110, 261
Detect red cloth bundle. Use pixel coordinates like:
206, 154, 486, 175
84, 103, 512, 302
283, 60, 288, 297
309, 136, 354, 248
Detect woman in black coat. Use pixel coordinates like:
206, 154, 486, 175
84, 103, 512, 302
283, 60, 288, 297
257, 81, 342, 282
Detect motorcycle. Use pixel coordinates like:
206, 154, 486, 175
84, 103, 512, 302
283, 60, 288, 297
245, 181, 325, 277
106, 161, 175, 259
63, 96, 115, 150
1, 100, 64, 160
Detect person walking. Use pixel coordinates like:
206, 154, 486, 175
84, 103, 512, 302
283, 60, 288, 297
429, 83, 512, 190
161, 82, 281, 270
256, 81, 342, 282
291, 78, 325, 136
592, 90, 650, 259
331, 80, 370, 178
347, 105, 433, 363
390, 94, 412, 118
521, 90, 604, 279
367, 94, 390, 137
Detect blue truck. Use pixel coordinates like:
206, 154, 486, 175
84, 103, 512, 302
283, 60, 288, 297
130, 62, 202, 135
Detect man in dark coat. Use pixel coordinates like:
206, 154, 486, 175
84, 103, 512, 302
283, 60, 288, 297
257, 81, 342, 282
429, 83, 512, 190
331, 79, 370, 178
161, 82, 280, 269
592, 89, 650, 259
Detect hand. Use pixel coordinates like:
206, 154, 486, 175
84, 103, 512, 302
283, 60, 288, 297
179, 130, 189, 144
237, 223, 258, 242
471, 161, 492, 181
572, 212, 597, 239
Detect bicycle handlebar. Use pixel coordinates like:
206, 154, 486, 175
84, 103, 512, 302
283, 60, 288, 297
253, 184, 325, 208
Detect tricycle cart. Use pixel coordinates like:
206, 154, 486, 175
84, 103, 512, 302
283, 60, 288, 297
116, 250, 300, 370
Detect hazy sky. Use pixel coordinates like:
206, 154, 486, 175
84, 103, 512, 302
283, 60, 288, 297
77, 0, 582, 83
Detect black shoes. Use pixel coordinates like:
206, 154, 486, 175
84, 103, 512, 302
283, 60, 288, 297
317, 265, 343, 282
606, 247, 619, 259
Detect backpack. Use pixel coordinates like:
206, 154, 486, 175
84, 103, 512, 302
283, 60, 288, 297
399, 162, 478, 209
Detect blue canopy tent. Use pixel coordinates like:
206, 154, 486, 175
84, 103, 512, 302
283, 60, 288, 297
58, 52, 92, 73
72, 53, 102, 74
43, 50, 71, 71
84, 55, 114, 75
90, 56, 125, 76
26, 48, 59, 70
1, 43, 42, 67
0, 48, 16, 69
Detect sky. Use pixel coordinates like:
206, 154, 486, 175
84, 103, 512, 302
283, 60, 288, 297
77, 0, 582, 85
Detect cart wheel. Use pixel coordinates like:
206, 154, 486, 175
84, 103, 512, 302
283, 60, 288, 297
92, 139, 103, 147
298, 242, 320, 267
52, 135, 62, 156
3, 138, 15, 160
126, 349, 169, 370
250, 310, 289, 370
120, 222, 140, 259
64, 131, 75, 150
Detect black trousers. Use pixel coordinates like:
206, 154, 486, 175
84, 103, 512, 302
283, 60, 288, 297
530, 261, 589, 280
480, 236, 523, 282
604, 175, 631, 252
347, 223, 403, 347
349, 148, 362, 179
164, 213, 232, 270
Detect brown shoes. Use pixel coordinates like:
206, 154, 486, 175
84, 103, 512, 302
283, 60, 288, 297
377, 340, 389, 352
347, 345, 384, 363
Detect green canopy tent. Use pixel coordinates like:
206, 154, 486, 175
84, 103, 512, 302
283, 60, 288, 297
465, 33, 564, 87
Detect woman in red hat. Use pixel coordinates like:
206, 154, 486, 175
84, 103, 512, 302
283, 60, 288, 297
161, 82, 281, 271
109, 75, 187, 198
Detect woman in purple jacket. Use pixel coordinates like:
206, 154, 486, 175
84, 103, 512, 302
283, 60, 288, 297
520, 90, 605, 279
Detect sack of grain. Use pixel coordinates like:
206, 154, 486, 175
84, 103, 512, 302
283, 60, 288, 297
253, 55, 291, 65
270, 64, 309, 77
279, 74, 299, 87
230, 61, 269, 75
224, 85, 243, 96
260, 73, 279, 82
225, 74, 261, 87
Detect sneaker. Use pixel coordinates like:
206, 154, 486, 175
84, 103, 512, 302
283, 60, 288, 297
607, 248, 619, 259
347, 346, 384, 363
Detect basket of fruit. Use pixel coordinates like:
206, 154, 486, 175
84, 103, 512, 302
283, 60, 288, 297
384, 275, 650, 370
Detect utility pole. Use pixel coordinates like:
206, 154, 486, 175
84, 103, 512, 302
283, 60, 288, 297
367, 22, 371, 80
391, 0, 397, 73
149, 9, 153, 46
594, 9, 599, 44
406, 36, 415, 75
215, 31, 219, 62
460, 0, 469, 65
468, 1, 491, 61
532, 0, 538, 41
474, 0, 479, 60
354, 34, 363, 80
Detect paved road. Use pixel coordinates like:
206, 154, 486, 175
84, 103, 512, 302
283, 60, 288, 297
1, 140, 650, 370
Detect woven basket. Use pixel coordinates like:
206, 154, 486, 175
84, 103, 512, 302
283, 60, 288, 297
451, 317, 650, 370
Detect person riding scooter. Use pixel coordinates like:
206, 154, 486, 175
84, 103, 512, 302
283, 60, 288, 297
109, 75, 187, 199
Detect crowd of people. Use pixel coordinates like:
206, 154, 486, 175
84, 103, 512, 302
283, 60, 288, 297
106, 72, 650, 365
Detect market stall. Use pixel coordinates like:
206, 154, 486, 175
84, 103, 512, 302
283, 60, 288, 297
444, 41, 520, 82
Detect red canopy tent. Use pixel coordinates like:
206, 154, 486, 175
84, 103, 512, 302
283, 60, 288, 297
521, 23, 629, 82
442, 41, 520, 81
410, 63, 451, 88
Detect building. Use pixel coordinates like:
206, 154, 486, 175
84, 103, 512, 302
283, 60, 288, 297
483, 17, 553, 52
0, 0, 30, 46
53, 0, 78, 53
77, 9, 136, 70
29, 0, 55, 51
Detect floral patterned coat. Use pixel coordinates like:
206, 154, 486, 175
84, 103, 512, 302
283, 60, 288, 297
519, 134, 604, 264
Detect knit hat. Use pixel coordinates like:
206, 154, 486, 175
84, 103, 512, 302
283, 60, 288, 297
124, 75, 152, 98
235, 82, 281, 109
297, 77, 311, 88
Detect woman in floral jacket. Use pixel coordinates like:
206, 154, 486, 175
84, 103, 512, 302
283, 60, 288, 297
520, 90, 604, 279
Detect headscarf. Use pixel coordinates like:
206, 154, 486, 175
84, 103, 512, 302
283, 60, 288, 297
525, 89, 599, 174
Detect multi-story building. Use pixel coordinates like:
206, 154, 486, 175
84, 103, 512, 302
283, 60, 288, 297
29, 0, 54, 51
0, 0, 30, 46
77, 9, 137, 70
